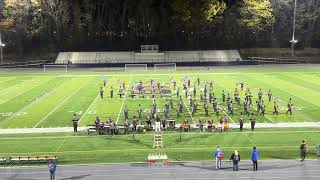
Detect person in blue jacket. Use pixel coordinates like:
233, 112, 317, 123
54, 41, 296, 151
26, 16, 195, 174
48, 160, 57, 180
251, 147, 259, 171
214, 147, 224, 169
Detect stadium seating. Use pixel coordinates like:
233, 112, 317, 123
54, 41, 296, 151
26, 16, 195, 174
0, 157, 6, 165
8, 156, 58, 166
55, 50, 242, 64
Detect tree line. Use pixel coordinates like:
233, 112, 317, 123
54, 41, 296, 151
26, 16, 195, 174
0, 0, 319, 55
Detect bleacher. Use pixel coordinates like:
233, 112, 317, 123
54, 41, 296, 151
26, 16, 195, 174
0, 155, 57, 166
55, 49, 242, 65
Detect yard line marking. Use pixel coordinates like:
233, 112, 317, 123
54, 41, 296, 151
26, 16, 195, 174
0, 78, 38, 96
215, 81, 275, 123
258, 77, 320, 108
220, 106, 235, 123
0, 78, 70, 123
77, 78, 111, 124
33, 80, 90, 128
182, 98, 195, 124
0, 130, 319, 139
0, 77, 15, 84
0, 79, 50, 105
116, 77, 132, 124
3, 145, 316, 155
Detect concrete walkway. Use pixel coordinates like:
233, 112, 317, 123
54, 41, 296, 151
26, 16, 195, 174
0, 122, 319, 134
0, 160, 319, 180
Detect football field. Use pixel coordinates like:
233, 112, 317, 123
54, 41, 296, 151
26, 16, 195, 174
0, 65, 320, 129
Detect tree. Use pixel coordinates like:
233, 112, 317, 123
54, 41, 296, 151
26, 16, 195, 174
42, 0, 70, 44
239, 0, 274, 33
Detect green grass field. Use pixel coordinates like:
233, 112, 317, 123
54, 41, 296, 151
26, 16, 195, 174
0, 65, 320, 164
0, 66, 320, 128
0, 128, 319, 164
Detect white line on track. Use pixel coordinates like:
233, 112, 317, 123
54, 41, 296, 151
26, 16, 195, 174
116, 77, 132, 124
33, 80, 89, 128
77, 79, 111, 124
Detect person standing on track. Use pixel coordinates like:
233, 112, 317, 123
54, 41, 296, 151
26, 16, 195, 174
300, 140, 308, 161
251, 147, 259, 171
48, 160, 57, 180
230, 150, 240, 171
214, 147, 224, 169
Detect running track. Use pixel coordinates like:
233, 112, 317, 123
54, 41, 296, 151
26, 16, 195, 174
0, 160, 319, 180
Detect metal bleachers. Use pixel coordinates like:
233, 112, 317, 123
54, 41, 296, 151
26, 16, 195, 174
55, 50, 242, 64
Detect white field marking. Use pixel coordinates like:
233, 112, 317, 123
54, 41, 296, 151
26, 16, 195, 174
0, 78, 39, 96
0, 79, 52, 105
33, 81, 89, 128
77, 78, 111, 124
0, 77, 14, 84
216, 81, 275, 123
220, 107, 235, 123
0, 112, 26, 117
182, 98, 195, 124
59, 72, 241, 78
261, 77, 320, 108
0, 130, 319, 140
2, 79, 70, 123
116, 77, 132, 124
167, 74, 195, 123
0, 78, 53, 104
55, 137, 67, 153
1, 145, 314, 155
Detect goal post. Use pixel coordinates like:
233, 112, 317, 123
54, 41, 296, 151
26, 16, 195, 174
154, 63, 177, 71
125, 64, 148, 71
43, 64, 68, 72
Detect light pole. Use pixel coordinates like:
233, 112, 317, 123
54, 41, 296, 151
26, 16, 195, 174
0, 33, 5, 64
290, 0, 298, 57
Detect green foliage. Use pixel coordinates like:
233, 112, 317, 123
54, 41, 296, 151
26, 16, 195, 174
239, 0, 274, 32
171, 0, 226, 24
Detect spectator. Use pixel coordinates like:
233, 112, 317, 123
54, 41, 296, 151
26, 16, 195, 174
214, 147, 224, 169
48, 160, 56, 180
230, 150, 240, 171
300, 140, 308, 161
251, 147, 259, 171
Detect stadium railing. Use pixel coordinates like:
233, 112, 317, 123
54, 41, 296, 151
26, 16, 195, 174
154, 63, 177, 71
0, 60, 47, 68
43, 64, 68, 72
248, 57, 307, 64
